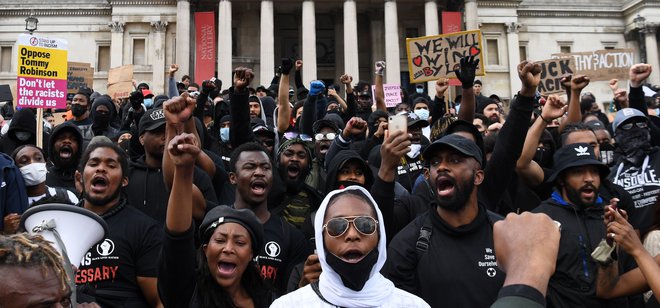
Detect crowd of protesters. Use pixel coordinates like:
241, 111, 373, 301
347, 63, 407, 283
1, 51, 660, 308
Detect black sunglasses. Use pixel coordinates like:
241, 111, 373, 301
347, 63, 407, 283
620, 121, 648, 130
323, 216, 378, 237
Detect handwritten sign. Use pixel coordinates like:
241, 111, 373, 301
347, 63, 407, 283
67, 62, 93, 94
16, 34, 68, 109
107, 64, 133, 99
537, 58, 576, 95
372, 84, 402, 108
406, 30, 484, 84
552, 49, 634, 82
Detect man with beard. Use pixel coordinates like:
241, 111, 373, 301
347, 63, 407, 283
127, 107, 216, 225
532, 142, 613, 307
382, 134, 504, 307
46, 123, 83, 192
476, 98, 502, 125
270, 138, 321, 234
73, 141, 162, 307
229, 142, 311, 296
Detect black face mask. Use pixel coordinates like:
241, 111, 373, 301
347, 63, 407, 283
71, 104, 87, 117
533, 147, 553, 168
325, 248, 379, 291
94, 113, 110, 128
599, 142, 615, 166
615, 128, 651, 165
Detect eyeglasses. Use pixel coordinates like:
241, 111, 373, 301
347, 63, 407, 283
323, 216, 378, 237
315, 133, 336, 141
283, 132, 313, 142
619, 121, 648, 130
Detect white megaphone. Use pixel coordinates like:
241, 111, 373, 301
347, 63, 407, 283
20, 203, 108, 267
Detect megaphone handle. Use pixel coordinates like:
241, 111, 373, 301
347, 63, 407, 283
41, 219, 78, 305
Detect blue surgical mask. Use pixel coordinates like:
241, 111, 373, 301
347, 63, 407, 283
220, 127, 230, 142
416, 87, 424, 94
144, 98, 153, 108
414, 109, 430, 121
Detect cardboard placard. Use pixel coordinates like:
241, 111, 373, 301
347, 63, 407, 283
406, 30, 484, 84
107, 65, 133, 99
552, 49, 635, 82
537, 58, 576, 95
16, 34, 68, 109
67, 62, 93, 94
372, 84, 402, 108
50, 111, 69, 127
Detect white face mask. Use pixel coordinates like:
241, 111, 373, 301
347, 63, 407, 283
414, 109, 430, 121
19, 162, 48, 186
408, 144, 422, 159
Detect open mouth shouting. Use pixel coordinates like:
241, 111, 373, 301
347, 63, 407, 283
59, 145, 73, 160
436, 175, 456, 198
339, 249, 367, 264
580, 185, 596, 201
217, 260, 237, 278
250, 179, 267, 197
287, 164, 301, 179
90, 175, 109, 194
318, 143, 331, 155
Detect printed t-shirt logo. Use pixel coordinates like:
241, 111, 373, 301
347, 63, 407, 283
96, 239, 115, 256
265, 241, 281, 258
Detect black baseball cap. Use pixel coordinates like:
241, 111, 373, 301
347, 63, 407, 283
547, 142, 610, 183
422, 134, 483, 167
199, 205, 264, 253
139, 108, 166, 135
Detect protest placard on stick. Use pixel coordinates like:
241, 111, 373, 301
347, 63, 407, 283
16, 34, 68, 110
67, 62, 93, 93
406, 29, 484, 84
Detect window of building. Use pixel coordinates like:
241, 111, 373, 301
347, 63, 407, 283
604, 46, 615, 50
560, 45, 571, 54
519, 45, 527, 62
557, 41, 573, 54
97, 45, 110, 72
132, 38, 146, 65
0, 46, 11, 72
486, 39, 500, 65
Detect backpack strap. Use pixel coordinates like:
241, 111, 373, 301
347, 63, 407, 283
415, 213, 433, 261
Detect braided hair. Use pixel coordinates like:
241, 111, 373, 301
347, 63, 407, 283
0, 233, 68, 292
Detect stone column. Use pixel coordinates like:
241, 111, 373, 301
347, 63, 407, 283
384, 0, 400, 84
302, 0, 317, 85
644, 24, 660, 85
425, 0, 439, 93
108, 21, 125, 68
260, 0, 274, 86
507, 22, 522, 96
218, 0, 233, 85
344, 0, 359, 82
176, 0, 190, 80
464, 0, 478, 30
151, 21, 168, 94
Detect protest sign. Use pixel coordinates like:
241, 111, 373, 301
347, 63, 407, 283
406, 29, 484, 84
107, 64, 134, 99
537, 58, 576, 95
372, 84, 402, 108
552, 49, 634, 82
67, 62, 93, 94
16, 34, 68, 109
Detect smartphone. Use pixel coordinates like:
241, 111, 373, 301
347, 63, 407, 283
388, 114, 407, 135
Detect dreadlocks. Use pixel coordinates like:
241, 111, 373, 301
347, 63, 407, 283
0, 233, 68, 292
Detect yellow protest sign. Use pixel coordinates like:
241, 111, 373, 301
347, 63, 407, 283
16, 34, 68, 109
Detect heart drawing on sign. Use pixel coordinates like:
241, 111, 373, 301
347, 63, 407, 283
412, 56, 423, 67
469, 46, 481, 56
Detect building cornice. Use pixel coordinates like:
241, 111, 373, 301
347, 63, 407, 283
623, 0, 660, 15
0, 8, 111, 17
477, 0, 522, 8
108, 0, 177, 6
517, 9, 622, 18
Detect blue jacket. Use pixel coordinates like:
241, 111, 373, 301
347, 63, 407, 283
0, 153, 29, 230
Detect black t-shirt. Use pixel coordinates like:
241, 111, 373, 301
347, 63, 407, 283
256, 214, 312, 297
383, 206, 505, 307
75, 201, 163, 307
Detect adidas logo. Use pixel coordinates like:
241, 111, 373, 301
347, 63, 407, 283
575, 146, 590, 157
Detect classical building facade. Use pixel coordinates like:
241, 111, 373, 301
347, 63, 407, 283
0, 0, 658, 102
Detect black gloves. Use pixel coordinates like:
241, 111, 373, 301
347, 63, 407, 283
281, 58, 294, 75
454, 56, 480, 89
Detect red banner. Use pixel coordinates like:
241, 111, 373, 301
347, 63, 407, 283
194, 12, 216, 83
442, 12, 463, 86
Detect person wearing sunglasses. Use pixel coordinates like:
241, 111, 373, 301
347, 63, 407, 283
304, 119, 341, 195
609, 108, 660, 233
271, 186, 430, 307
